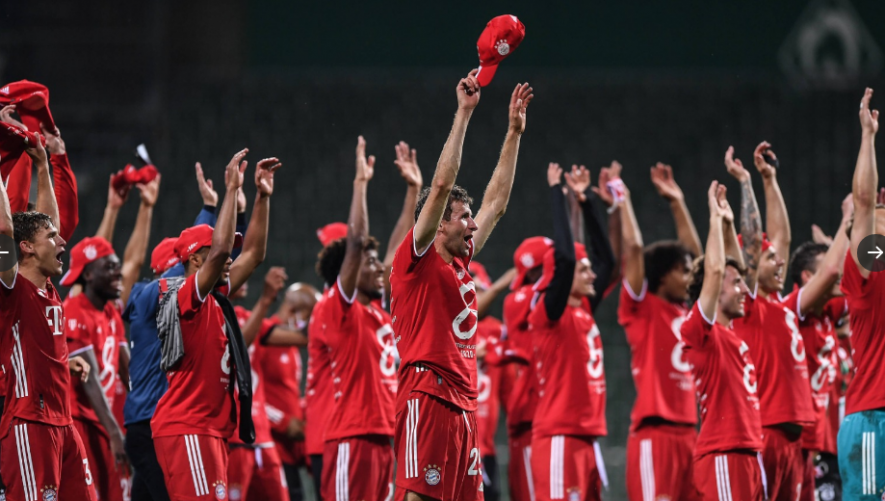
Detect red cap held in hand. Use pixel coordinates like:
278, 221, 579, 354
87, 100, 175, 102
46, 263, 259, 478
0, 122, 44, 183
317, 222, 348, 247
511, 236, 552, 290
0, 80, 56, 132
61, 237, 116, 287
175, 224, 243, 263
150, 237, 180, 275
476, 15, 526, 87
111, 164, 159, 194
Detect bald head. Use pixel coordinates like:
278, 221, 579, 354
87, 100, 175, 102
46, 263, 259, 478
277, 282, 321, 325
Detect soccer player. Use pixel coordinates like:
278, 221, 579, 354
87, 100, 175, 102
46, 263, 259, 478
151, 150, 278, 500
528, 163, 615, 501
0, 134, 95, 501
838, 87, 885, 499
613, 162, 702, 500
682, 181, 764, 500
390, 71, 532, 501
726, 142, 814, 499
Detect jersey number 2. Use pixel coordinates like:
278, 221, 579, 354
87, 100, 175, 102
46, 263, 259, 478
468, 448, 480, 475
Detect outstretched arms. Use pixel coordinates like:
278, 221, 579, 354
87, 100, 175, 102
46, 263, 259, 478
339, 137, 374, 298
544, 163, 577, 321
120, 176, 160, 306
698, 182, 731, 321
797, 195, 854, 316
753, 142, 791, 269
725, 146, 763, 292
383, 141, 422, 298
650, 163, 702, 257
850, 88, 879, 278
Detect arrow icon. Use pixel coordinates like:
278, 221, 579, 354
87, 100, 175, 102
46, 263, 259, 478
868, 246, 884, 260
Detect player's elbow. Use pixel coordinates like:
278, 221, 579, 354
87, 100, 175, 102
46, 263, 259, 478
853, 189, 875, 209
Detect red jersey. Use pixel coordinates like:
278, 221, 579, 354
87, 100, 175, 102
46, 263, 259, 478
0, 273, 71, 435
681, 303, 763, 457
151, 273, 235, 439
732, 288, 814, 427
528, 296, 606, 438
254, 317, 304, 438
305, 293, 333, 455
617, 280, 696, 430
840, 252, 885, 415
63, 293, 124, 425
503, 287, 538, 434
476, 316, 505, 456
230, 307, 274, 447
390, 228, 478, 411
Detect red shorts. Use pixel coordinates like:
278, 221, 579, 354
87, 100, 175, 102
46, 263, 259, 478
531, 435, 603, 501
508, 427, 535, 501
272, 434, 306, 466
395, 392, 482, 501
323, 435, 394, 501
154, 434, 229, 500
626, 423, 699, 501
693, 451, 764, 501
798, 450, 815, 501
761, 426, 804, 501
227, 445, 287, 501
73, 418, 131, 501
0, 419, 97, 501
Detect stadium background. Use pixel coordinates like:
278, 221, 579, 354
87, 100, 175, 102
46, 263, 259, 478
3, 1, 885, 498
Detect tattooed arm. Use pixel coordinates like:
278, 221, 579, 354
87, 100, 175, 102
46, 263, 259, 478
725, 146, 762, 292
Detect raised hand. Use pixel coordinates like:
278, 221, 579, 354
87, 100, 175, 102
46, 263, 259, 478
860, 87, 879, 136
708, 181, 732, 222
394, 141, 422, 188
724, 146, 750, 182
355, 136, 375, 183
107, 173, 130, 208
753, 141, 777, 180
69, 356, 90, 383
225, 149, 249, 192
40, 123, 65, 155
457, 69, 481, 111
23, 132, 47, 166
255, 157, 282, 197
718, 185, 734, 224
650, 162, 684, 201
136, 174, 162, 207
593, 160, 623, 206
547, 162, 563, 187
810, 224, 833, 246
195, 162, 218, 206
0, 105, 26, 130
564, 164, 591, 202
508, 82, 534, 135
262, 266, 288, 301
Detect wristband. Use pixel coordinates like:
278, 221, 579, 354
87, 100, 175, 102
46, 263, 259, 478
605, 178, 626, 213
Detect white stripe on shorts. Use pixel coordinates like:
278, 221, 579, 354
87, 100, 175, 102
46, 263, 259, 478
715, 455, 733, 501
406, 398, 419, 479
14, 423, 37, 501
864, 431, 877, 495
337, 441, 350, 501
523, 446, 536, 501
550, 435, 564, 499
185, 435, 209, 496
640, 439, 655, 501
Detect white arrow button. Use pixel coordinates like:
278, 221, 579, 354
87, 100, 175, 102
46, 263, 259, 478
868, 246, 884, 260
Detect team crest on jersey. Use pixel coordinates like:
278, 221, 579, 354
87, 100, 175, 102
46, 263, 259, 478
41, 486, 58, 501
567, 487, 581, 501
424, 465, 441, 486
213, 481, 226, 500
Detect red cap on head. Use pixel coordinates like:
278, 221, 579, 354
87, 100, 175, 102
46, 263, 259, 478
468, 261, 492, 290
317, 222, 348, 247
150, 237, 180, 275
174, 224, 243, 263
737, 232, 773, 253
0, 80, 56, 132
60, 237, 116, 287
534, 243, 588, 292
511, 236, 553, 289
476, 15, 525, 87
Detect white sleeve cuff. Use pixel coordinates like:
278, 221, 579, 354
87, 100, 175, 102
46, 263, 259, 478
795, 287, 807, 322
698, 306, 717, 326
336, 276, 358, 304
69, 345, 94, 357
623, 279, 647, 302
193, 270, 208, 303
0, 270, 16, 290
747, 282, 758, 300
413, 231, 434, 258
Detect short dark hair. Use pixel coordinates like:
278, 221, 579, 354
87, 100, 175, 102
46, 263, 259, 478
644, 240, 692, 294
12, 211, 54, 249
687, 255, 745, 304
790, 242, 828, 288
315, 236, 379, 286
414, 185, 473, 223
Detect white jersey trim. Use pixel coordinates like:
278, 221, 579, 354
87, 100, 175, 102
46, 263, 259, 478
698, 305, 717, 326
412, 232, 434, 259
623, 278, 648, 302
0, 269, 16, 290
336, 276, 358, 305
69, 344, 95, 357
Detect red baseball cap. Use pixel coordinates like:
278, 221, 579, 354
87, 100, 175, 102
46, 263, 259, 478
111, 164, 159, 194
175, 224, 243, 262
150, 237, 180, 275
0, 122, 42, 183
511, 236, 552, 289
0, 80, 56, 132
61, 237, 116, 287
476, 15, 526, 87
534, 243, 588, 292
317, 222, 348, 247
468, 261, 492, 290
737, 233, 773, 253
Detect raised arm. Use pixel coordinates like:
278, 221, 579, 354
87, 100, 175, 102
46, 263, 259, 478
473, 83, 533, 255
798, 195, 854, 316
616, 173, 645, 297
850, 88, 879, 278
725, 146, 763, 292
698, 182, 730, 321
43, 125, 79, 241
228, 156, 280, 294
120, 175, 160, 305
476, 268, 517, 318
0, 157, 16, 285
95, 175, 129, 243
582, 189, 616, 312
242, 267, 287, 347
383, 141, 421, 298
544, 163, 577, 321
753, 142, 791, 269
27, 136, 59, 231
339, 137, 374, 298
651, 163, 702, 257
414, 70, 481, 254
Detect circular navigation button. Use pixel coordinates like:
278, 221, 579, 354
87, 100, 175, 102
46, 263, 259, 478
857, 234, 885, 273
0, 234, 17, 272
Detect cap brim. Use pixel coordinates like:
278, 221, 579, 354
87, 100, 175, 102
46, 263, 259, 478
510, 269, 527, 290
60, 267, 80, 287
476, 64, 498, 87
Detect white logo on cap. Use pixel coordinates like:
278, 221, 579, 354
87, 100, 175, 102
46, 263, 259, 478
0, 86, 8, 95
84, 245, 98, 260
496, 40, 510, 56
520, 253, 534, 268
187, 242, 198, 252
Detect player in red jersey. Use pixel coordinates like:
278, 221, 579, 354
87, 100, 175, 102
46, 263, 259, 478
528, 164, 615, 501
0, 134, 96, 501
305, 284, 333, 498
725, 143, 814, 499
390, 71, 532, 501
682, 181, 764, 500
610, 161, 702, 501
151, 149, 278, 500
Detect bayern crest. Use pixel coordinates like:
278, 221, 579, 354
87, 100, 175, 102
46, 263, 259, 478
84, 245, 98, 260
496, 39, 511, 56
424, 465, 441, 486
41, 487, 58, 501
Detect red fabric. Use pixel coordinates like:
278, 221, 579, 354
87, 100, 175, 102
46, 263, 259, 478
0, 419, 97, 501
150, 237, 179, 276
626, 424, 699, 501
680, 303, 763, 457
0, 122, 43, 209
322, 435, 394, 501
151, 274, 235, 439
112, 375, 127, 437
528, 295, 607, 438
390, 227, 479, 411
760, 426, 805, 501
73, 418, 129, 501
530, 434, 602, 501
324, 279, 397, 441
799, 450, 815, 501
503, 287, 537, 434
230, 307, 274, 447
60, 236, 116, 286
110, 164, 158, 194
50, 153, 79, 242
175, 224, 242, 262
692, 451, 764, 500
476, 15, 526, 87
0, 274, 72, 435
476, 316, 505, 456
617, 279, 696, 430
305, 295, 333, 456
394, 392, 482, 501
155, 434, 229, 500
63, 293, 125, 424
4, 155, 31, 213
510, 236, 552, 290
316, 222, 347, 247
507, 429, 534, 501
0, 80, 56, 131
534, 243, 587, 291
227, 446, 287, 501
839, 251, 885, 415
733, 290, 814, 427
